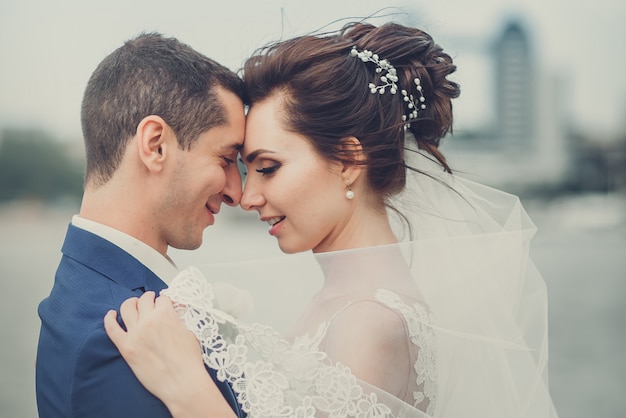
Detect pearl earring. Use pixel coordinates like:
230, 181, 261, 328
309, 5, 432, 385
346, 185, 355, 200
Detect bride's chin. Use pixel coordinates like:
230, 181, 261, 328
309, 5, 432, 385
277, 240, 306, 255
278, 244, 298, 254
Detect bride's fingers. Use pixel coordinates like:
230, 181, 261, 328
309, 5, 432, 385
154, 294, 174, 312
103, 310, 126, 347
137, 291, 157, 314
119, 296, 140, 330
155, 294, 172, 306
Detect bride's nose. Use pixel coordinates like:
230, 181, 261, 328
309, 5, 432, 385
240, 181, 264, 211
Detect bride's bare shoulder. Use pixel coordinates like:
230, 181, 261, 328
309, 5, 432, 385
322, 299, 412, 397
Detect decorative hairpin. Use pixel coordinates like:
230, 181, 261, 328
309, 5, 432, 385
350, 47, 426, 130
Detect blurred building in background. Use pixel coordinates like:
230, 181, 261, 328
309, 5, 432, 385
446, 17, 626, 197
495, 21, 534, 152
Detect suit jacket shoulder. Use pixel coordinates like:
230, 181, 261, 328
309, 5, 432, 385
36, 224, 172, 417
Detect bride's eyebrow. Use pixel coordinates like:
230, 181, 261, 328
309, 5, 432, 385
245, 149, 275, 163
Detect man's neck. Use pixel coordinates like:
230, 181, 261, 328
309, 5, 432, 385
80, 181, 166, 256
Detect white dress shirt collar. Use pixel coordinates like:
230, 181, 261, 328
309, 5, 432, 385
71, 215, 179, 284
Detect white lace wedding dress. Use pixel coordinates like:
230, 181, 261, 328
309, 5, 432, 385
162, 153, 559, 417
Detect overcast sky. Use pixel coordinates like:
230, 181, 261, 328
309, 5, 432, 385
1, 0, 624, 141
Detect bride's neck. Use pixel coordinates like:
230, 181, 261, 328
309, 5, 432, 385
310, 201, 412, 298
314, 243, 412, 300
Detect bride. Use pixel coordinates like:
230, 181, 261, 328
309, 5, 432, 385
104, 21, 558, 417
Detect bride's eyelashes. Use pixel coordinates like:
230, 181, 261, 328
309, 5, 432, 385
255, 163, 281, 176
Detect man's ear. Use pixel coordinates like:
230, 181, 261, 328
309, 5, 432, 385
340, 136, 364, 185
135, 115, 173, 172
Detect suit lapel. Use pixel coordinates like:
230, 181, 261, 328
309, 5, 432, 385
62, 224, 167, 293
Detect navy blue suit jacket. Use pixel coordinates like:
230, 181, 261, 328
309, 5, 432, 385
36, 224, 243, 417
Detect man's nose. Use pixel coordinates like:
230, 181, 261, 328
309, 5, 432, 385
221, 167, 242, 206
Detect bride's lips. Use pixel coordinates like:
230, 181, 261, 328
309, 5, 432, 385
263, 216, 286, 236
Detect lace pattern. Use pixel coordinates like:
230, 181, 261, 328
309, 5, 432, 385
306, 290, 438, 414
374, 289, 437, 414
162, 267, 435, 417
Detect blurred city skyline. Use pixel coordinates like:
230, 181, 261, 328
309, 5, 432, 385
1, 0, 625, 143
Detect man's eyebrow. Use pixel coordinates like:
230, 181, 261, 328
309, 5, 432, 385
245, 149, 275, 163
223, 143, 242, 153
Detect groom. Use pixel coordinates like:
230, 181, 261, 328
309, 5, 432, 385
35, 33, 246, 417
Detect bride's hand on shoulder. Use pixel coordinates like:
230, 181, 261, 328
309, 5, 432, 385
104, 292, 236, 418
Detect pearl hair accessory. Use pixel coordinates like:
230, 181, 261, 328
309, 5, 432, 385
350, 47, 426, 130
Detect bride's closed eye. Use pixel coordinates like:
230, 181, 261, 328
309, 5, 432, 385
256, 163, 281, 176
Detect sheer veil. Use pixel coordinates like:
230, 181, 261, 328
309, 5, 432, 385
162, 150, 558, 417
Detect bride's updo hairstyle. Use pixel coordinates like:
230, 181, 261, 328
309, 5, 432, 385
243, 21, 460, 204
